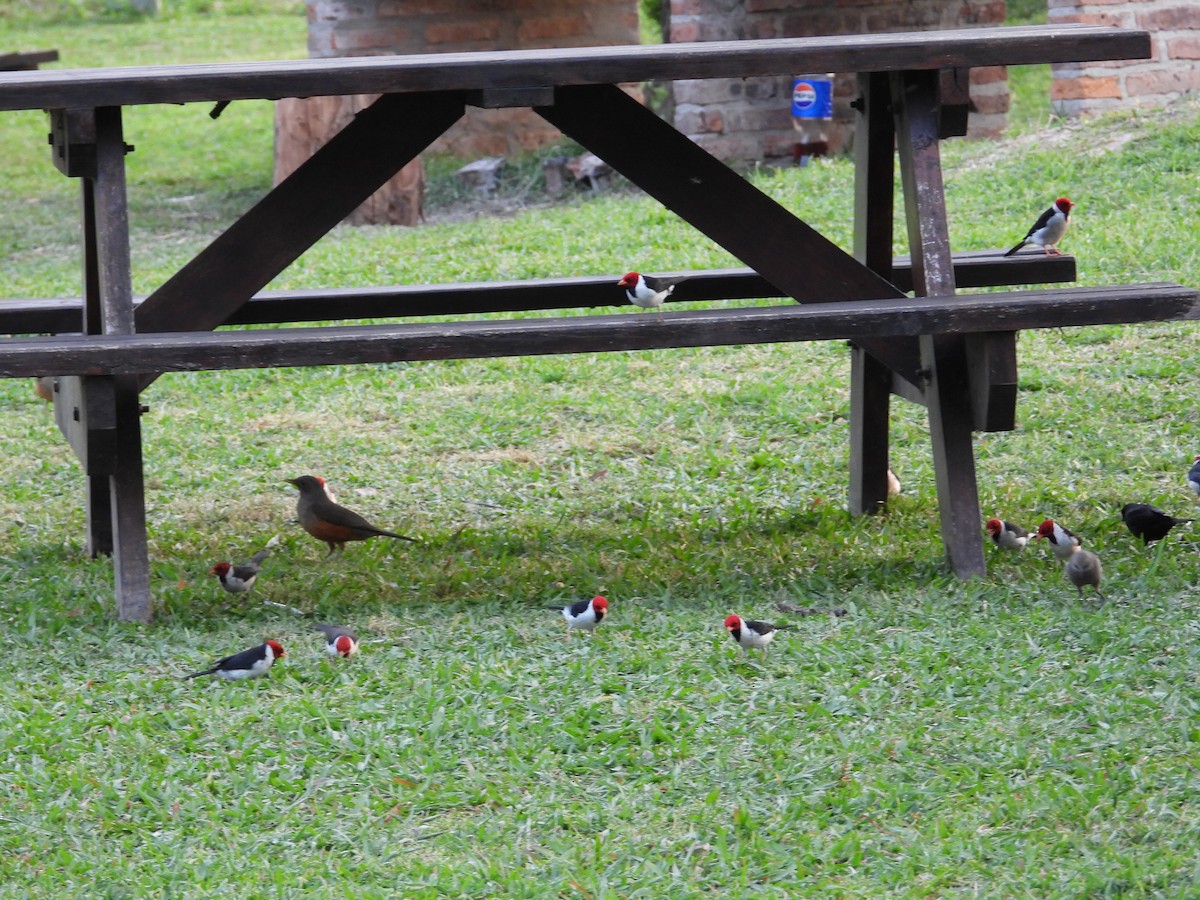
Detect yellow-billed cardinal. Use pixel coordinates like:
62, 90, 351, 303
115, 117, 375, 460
315, 623, 360, 657
724, 614, 793, 655
288, 475, 416, 553
1003, 197, 1074, 257
985, 517, 1029, 550
1187, 456, 1200, 498
183, 640, 286, 681
617, 272, 683, 312
1033, 518, 1082, 561
545, 595, 608, 635
1120, 503, 1193, 545
210, 548, 270, 594
1064, 545, 1105, 601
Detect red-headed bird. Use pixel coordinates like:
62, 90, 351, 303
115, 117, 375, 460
545, 595, 608, 636
315, 623, 360, 658
209, 548, 271, 594
617, 272, 684, 313
1004, 197, 1074, 257
724, 614, 793, 656
183, 640, 286, 681
985, 518, 1029, 550
1033, 518, 1083, 561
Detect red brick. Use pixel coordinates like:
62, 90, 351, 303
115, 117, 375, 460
517, 14, 588, 41
1125, 68, 1200, 96
669, 0, 711, 14
1066, 12, 1127, 27
376, 0, 449, 12
745, 0, 796, 11
969, 91, 1009, 115
1049, 75, 1121, 100
1139, 6, 1200, 31
970, 66, 1007, 85
332, 25, 411, 51
1167, 36, 1200, 60
424, 21, 501, 45
669, 21, 702, 42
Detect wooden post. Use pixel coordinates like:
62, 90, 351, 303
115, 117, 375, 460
849, 72, 897, 517
893, 70, 986, 579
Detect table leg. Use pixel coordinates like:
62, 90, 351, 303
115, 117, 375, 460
893, 71, 985, 578
849, 72, 897, 516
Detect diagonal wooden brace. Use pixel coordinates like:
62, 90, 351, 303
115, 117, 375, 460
536, 83, 923, 387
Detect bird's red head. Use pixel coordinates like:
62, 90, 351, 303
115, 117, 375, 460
1055, 197, 1075, 213
210, 562, 232, 577
1034, 519, 1056, 539
266, 640, 286, 658
591, 596, 609, 612
334, 635, 355, 656
724, 614, 742, 630
617, 272, 640, 288
985, 518, 1002, 535
1194, 455, 1200, 463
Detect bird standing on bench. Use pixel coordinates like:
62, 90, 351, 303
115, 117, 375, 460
1120, 502, 1193, 546
1004, 197, 1075, 257
617, 272, 684, 313
287, 475, 417, 554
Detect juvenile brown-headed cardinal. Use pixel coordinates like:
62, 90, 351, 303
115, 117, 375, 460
724, 614, 793, 656
287, 475, 416, 554
209, 548, 270, 594
1064, 545, 1105, 601
315, 623, 360, 658
1120, 503, 1193, 545
182, 640, 285, 681
545, 595, 608, 635
1004, 197, 1074, 257
985, 518, 1029, 550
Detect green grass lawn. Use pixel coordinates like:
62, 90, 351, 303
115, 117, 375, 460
2, 8, 1200, 897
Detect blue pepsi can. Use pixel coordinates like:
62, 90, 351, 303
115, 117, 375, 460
791, 75, 833, 119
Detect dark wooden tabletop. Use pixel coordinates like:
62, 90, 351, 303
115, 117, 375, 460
0, 24, 1150, 112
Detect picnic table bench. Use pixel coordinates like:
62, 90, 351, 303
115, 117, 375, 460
1, 24, 1197, 622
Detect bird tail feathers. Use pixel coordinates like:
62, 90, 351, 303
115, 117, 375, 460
1002, 241, 1025, 258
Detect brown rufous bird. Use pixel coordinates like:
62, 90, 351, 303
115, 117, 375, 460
287, 475, 417, 553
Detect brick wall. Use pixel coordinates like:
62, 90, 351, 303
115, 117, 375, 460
1049, 0, 1200, 115
668, 0, 1009, 164
304, 0, 640, 156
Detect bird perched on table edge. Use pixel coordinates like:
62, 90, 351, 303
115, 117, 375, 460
985, 517, 1029, 550
315, 623, 360, 658
724, 614, 793, 656
182, 640, 286, 681
210, 547, 271, 594
287, 475, 417, 554
1032, 518, 1083, 561
1003, 197, 1075, 257
1064, 545, 1105, 602
1186, 455, 1200, 499
617, 272, 685, 312
544, 595, 609, 635
1120, 502, 1194, 546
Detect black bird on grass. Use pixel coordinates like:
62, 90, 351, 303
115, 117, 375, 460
1120, 503, 1193, 545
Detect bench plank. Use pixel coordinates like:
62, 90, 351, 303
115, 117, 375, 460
0, 254, 1078, 335
1, 283, 1194, 378
0, 26, 1149, 112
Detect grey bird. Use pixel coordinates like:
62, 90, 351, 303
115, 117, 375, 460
1065, 545, 1105, 601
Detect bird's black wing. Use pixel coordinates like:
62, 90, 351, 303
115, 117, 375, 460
743, 619, 778, 635
565, 598, 592, 617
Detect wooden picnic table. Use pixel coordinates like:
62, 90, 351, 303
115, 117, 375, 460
1, 24, 1196, 622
